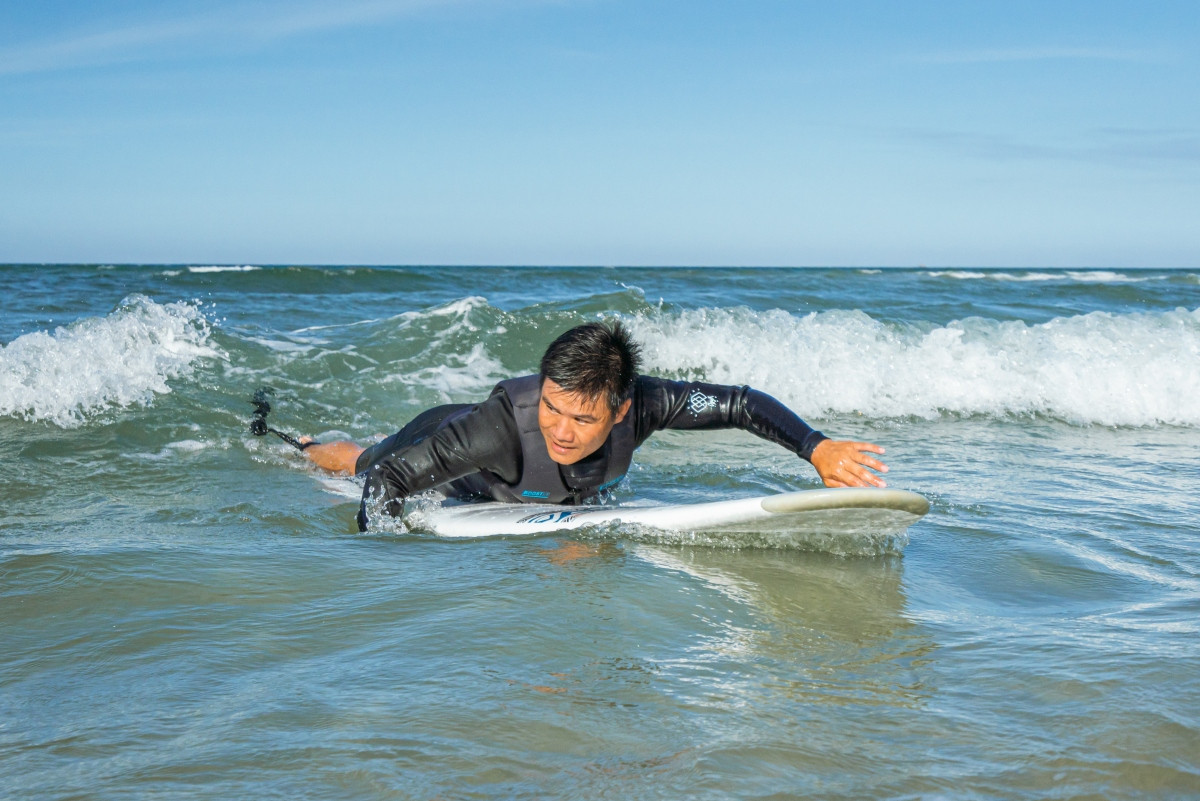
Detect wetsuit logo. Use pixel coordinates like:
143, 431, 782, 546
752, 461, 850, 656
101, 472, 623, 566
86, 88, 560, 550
687, 389, 719, 416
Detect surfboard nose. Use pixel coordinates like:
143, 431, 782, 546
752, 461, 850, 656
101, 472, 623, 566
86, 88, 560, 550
760, 488, 930, 517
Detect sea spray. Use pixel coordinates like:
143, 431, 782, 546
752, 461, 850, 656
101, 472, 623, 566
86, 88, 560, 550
0, 294, 221, 427
631, 305, 1200, 427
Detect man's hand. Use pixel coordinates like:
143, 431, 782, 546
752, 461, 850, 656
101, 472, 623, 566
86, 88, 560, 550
810, 439, 889, 488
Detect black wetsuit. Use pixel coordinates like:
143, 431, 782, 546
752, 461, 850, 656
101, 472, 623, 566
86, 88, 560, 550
355, 374, 828, 530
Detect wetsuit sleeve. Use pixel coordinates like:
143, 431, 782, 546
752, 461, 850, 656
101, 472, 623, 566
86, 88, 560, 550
631, 376, 828, 461
357, 395, 520, 531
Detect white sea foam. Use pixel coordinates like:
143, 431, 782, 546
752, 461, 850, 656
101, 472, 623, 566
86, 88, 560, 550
246, 335, 325, 353
1064, 270, 1161, 284
133, 439, 216, 461
926, 269, 1165, 284
927, 270, 1067, 282
385, 342, 507, 399
926, 270, 991, 280
371, 298, 508, 397
0, 295, 221, 427
188, 265, 261, 273
632, 306, 1200, 427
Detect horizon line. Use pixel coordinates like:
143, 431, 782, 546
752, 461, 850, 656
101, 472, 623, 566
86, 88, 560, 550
1, 262, 1196, 271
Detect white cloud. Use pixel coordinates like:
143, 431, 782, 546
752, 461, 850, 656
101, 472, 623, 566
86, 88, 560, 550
914, 46, 1163, 65
893, 126, 1200, 167
0, 0, 470, 76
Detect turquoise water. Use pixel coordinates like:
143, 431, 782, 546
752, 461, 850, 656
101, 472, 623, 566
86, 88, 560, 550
2, 265, 1199, 799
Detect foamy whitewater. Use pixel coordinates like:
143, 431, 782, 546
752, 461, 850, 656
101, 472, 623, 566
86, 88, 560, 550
634, 305, 1200, 426
6, 284, 1199, 431
0, 294, 219, 427
2, 265, 1198, 800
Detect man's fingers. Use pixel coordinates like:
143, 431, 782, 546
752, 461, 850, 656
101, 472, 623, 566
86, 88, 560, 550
843, 458, 888, 488
860, 470, 887, 488
859, 455, 889, 474
823, 467, 883, 489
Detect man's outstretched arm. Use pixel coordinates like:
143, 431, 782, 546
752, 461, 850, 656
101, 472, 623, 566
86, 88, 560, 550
299, 438, 364, 474
736, 389, 890, 488
634, 377, 890, 488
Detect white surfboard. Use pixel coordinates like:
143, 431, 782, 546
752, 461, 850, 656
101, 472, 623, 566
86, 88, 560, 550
405, 487, 929, 539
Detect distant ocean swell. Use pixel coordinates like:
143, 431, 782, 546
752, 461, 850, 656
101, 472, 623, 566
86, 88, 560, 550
3, 294, 1199, 429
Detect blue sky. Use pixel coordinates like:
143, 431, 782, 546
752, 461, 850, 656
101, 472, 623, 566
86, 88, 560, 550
1, 0, 1196, 266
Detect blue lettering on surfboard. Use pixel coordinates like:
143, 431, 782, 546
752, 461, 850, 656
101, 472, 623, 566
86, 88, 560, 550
516, 510, 581, 525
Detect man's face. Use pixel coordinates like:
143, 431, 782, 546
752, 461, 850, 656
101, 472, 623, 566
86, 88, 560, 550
538, 378, 631, 465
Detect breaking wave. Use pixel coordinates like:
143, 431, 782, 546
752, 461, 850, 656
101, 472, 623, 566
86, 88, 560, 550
0, 295, 221, 427
630, 305, 1200, 427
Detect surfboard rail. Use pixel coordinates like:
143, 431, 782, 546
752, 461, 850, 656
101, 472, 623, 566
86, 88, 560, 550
410, 487, 930, 539
760, 487, 930, 515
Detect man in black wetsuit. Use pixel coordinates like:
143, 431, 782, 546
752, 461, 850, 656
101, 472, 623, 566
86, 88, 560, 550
302, 321, 889, 530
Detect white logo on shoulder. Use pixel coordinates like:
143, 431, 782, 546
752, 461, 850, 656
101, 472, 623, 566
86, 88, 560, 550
687, 389, 719, 416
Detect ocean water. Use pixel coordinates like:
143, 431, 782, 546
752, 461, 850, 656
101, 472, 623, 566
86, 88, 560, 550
2, 264, 1198, 800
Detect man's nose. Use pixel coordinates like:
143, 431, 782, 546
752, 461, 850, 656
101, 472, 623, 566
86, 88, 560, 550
551, 417, 574, 440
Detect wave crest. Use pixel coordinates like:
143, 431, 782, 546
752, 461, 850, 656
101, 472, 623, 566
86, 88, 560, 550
632, 306, 1200, 427
0, 295, 220, 427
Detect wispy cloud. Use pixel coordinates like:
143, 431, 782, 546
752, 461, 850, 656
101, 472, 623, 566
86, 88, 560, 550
913, 46, 1164, 65
0, 0, 469, 76
895, 126, 1200, 167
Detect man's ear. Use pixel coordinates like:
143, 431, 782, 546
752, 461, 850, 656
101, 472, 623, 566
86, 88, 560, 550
613, 398, 632, 424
